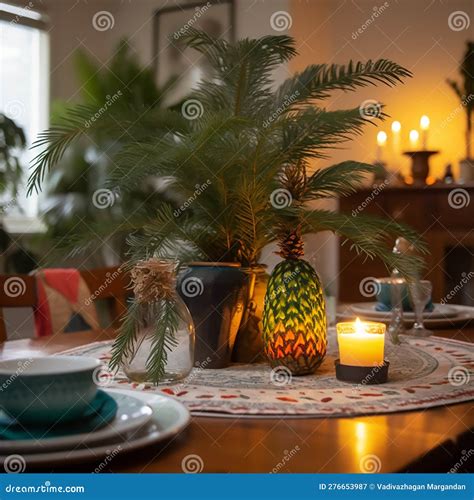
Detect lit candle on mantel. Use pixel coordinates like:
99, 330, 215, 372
391, 120, 401, 154
420, 115, 430, 150
376, 131, 387, 163
337, 318, 386, 367
409, 129, 420, 151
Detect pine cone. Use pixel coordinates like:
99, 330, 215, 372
277, 228, 304, 259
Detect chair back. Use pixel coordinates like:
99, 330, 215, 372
0, 267, 129, 342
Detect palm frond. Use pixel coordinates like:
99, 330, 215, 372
273, 59, 412, 112
299, 208, 427, 278
303, 161, 380, 200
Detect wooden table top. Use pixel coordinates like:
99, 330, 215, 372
1, 328, 473, 473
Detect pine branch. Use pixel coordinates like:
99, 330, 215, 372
145, 299, 179, 384
109, 299, 141, 373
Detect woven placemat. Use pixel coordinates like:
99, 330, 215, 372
61, 330, 473, 418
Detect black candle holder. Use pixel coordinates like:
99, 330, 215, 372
403, 150, 439, 185
335, 359, 389, 384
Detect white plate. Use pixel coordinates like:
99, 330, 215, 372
0, 392, 153, 453
0, 389, 190, 468
350, 302, 459, 319
337, 304, 474, 328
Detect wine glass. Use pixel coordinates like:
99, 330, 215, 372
406, 280, 433, 337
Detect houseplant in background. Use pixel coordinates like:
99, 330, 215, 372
0, 113, 38, 273
34, 40, 179, 265
447, 40, 474, 183
28, 30, 425, 382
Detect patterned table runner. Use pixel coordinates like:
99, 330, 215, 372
61, 330, 474, 417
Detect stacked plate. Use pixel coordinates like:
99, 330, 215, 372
0, 389, 190, 468
337, 302, 474, 327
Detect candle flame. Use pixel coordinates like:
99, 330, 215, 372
420, 115, 430, 130
409, 129, 419, 143
376, 131, 387, 146
391, 121, 401, 133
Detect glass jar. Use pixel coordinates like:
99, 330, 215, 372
122, 295, 195, 384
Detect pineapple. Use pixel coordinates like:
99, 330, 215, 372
263, 229, 327, 375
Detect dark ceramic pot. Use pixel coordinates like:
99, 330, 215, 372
232, 265, 269, 363
177, 262, 248, 369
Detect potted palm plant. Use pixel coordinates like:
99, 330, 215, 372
447, 41, 474, 182
28, 30, 425, 381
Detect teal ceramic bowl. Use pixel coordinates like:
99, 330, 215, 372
375, 278, 433, 312
0, 356, 100, 425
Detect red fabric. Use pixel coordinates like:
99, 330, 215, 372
34, 269, 81, 337
42, 269, 80, 304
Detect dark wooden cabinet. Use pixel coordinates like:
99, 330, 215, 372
338, 184, 474, 304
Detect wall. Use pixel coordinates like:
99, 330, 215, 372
40, 0, 290, 102
290, 0, 474, 179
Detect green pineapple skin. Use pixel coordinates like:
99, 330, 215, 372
263, 259, 327, 375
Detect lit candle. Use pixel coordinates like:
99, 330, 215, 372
376, 131, 387, 163
337, 318, 386, 367
409, 129, 419, 151
420, 115, 430, 150
391, 121, 401, 156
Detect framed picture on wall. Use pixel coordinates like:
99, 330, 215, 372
153, 0, 235, 104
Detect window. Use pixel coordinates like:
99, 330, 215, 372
0, 2, 49, 217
